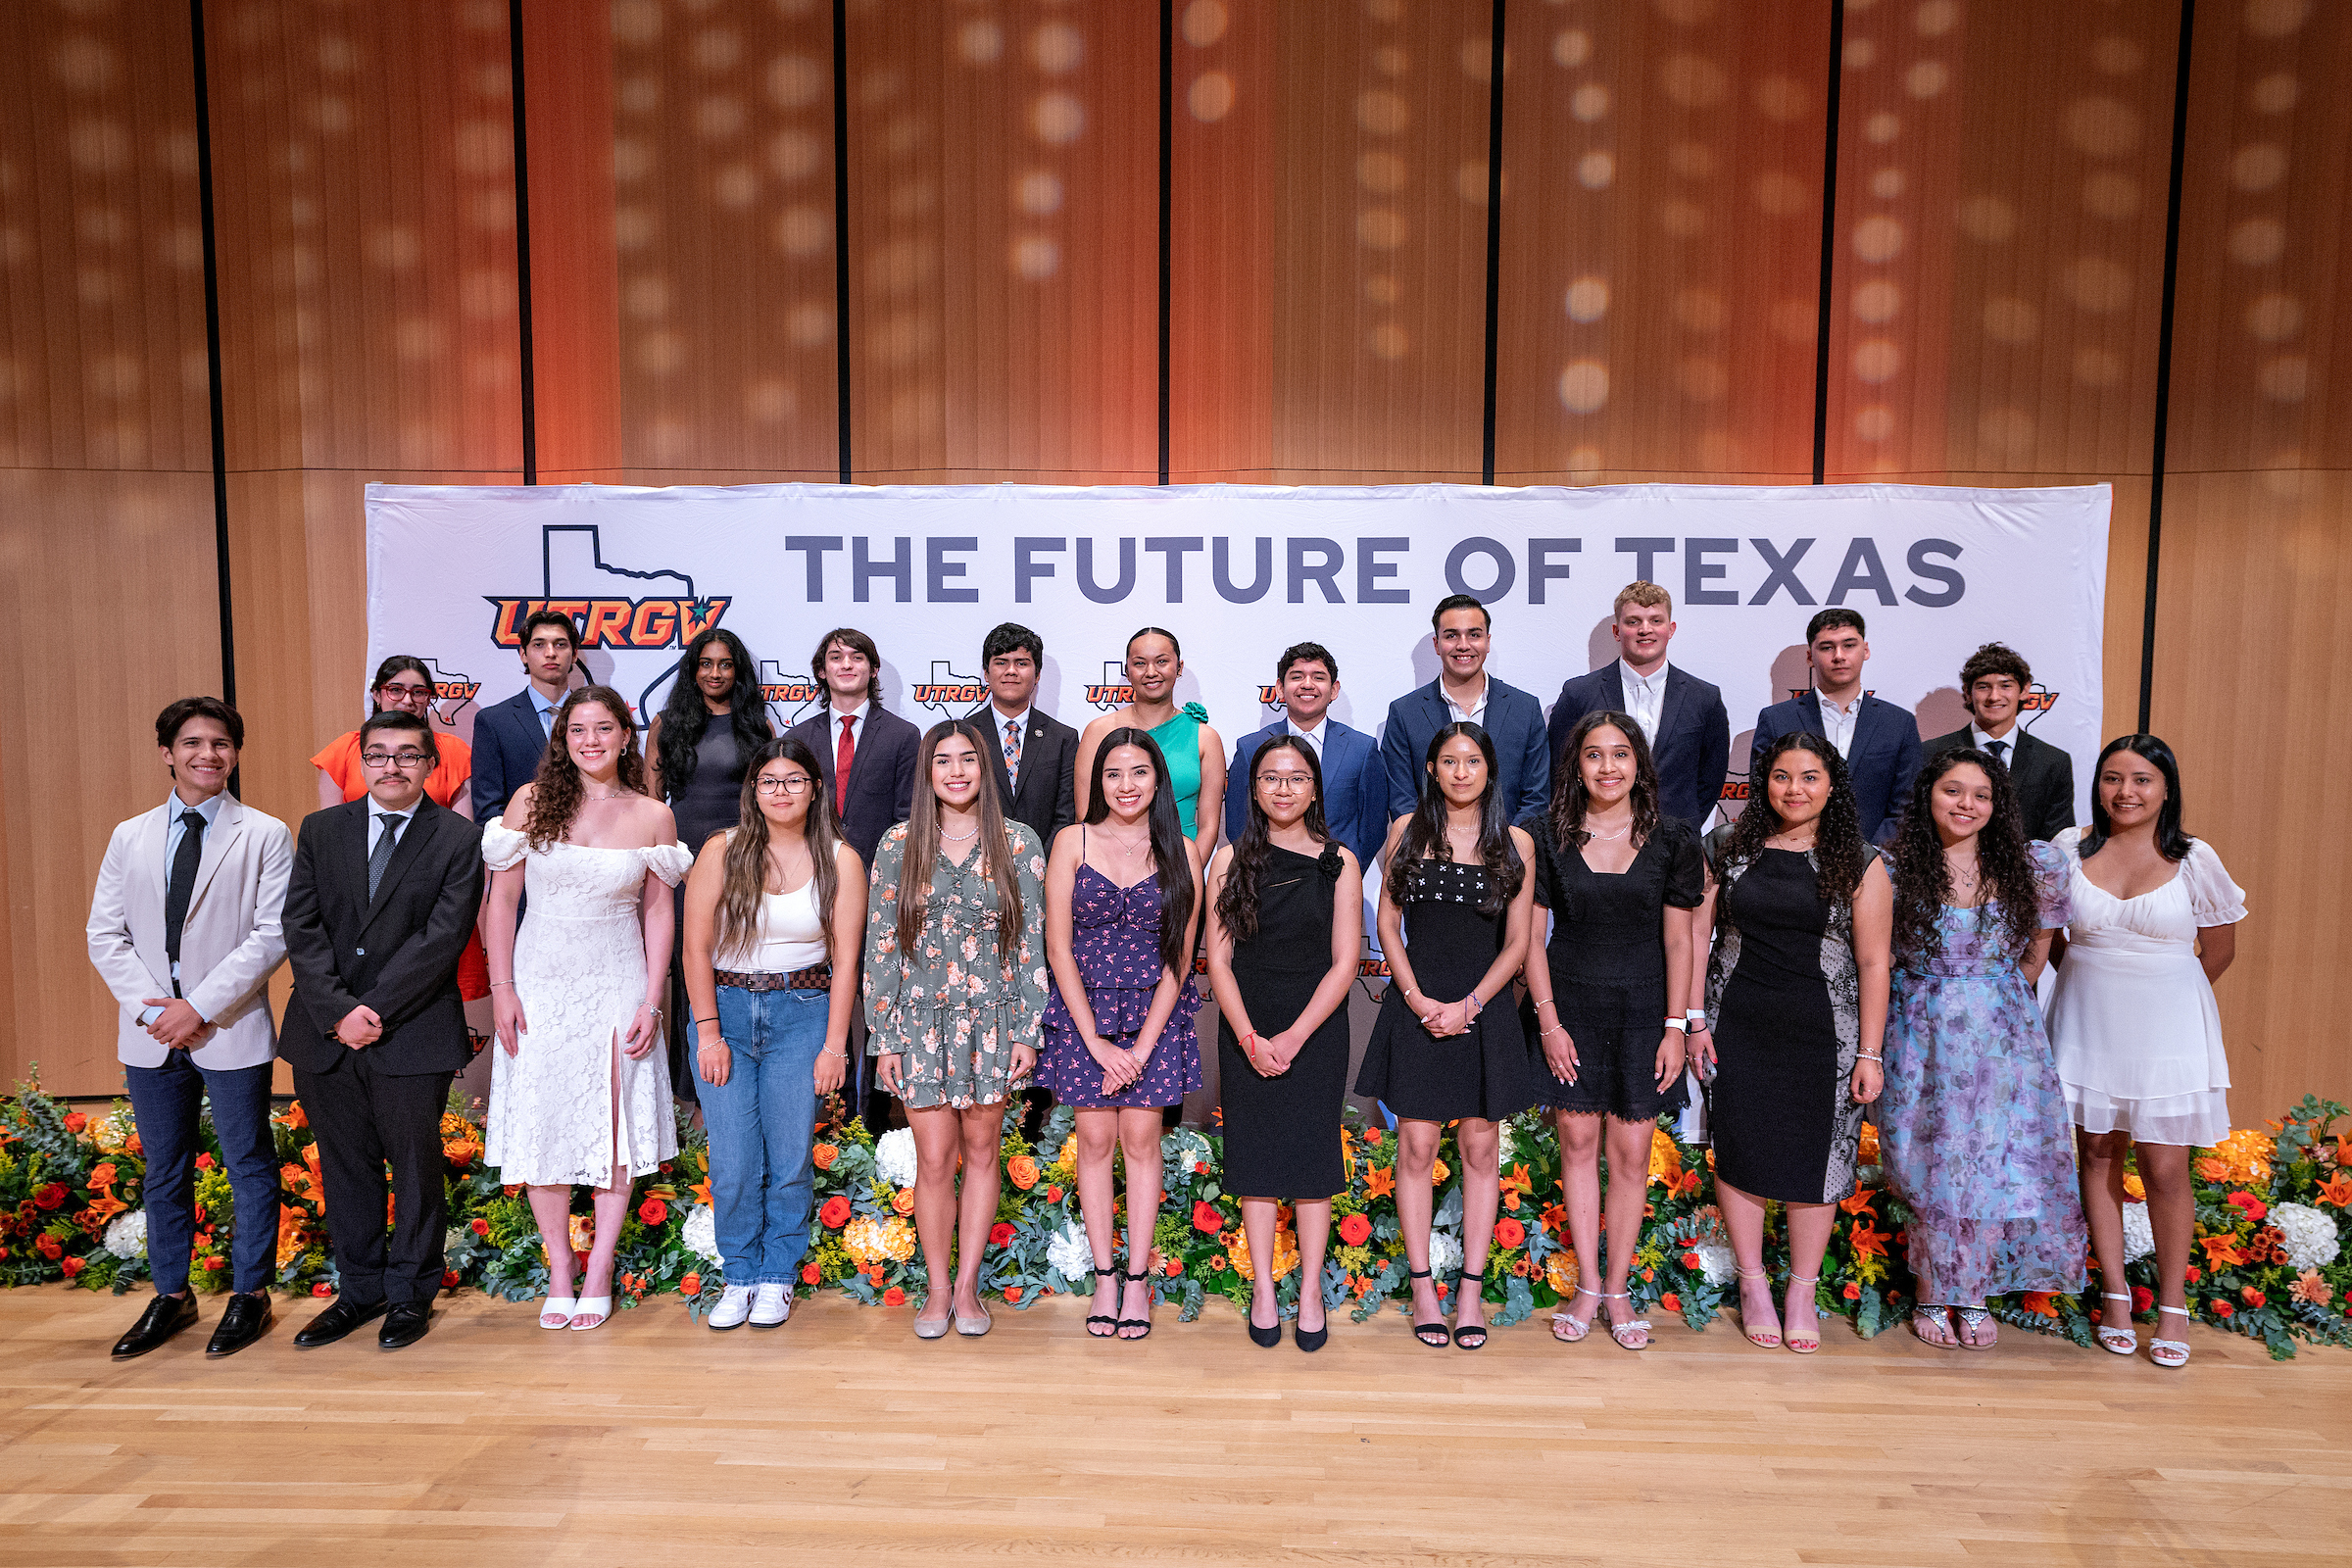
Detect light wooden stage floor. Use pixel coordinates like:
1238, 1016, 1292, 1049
2, 1286, 2346, 1567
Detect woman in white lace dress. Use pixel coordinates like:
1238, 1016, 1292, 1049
481, 686, 692, 1332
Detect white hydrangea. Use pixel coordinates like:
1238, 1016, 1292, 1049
1495, 1119, 1518, 1169
103, 1208, 148, 1260
681, 1203, 722, 1264
2122, 1200, 2155, 1263
1161, 1127, 1211, 1172
2270, 1201, 2341, 1272
1428, 1229, 1463, 1281
1694, 1243, 1736, 1287
1045, 1222, 1095, 1283
874, 1128, 919, 1189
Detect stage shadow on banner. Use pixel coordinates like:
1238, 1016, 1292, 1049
1915, 684, 1968, 739
1586, 616, 1614, 672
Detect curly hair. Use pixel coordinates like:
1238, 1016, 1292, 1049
1888, 748, 2041, 963
523, 686, 646, 849
1721, 731, 1870, 901
1214, 733, 1332, 945
1385, 721, 1523, 916
1547, 710, 1661, 854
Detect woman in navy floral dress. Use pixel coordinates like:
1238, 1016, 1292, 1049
1038, 729, 1204, 1340
1879, 748, 2083, 1350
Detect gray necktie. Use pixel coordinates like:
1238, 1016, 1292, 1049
368, 815, 402, 900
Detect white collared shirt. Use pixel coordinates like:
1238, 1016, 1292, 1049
1442, 676, 1489, 727
366, 797, 417, 862
1286, 714, 1329, 756
529, 684, 562, 736
1618, 659, 1669, 744
830, 699, 871, 746
1971, 722, 2018, 763
991, 702, 1031, 777
1817, 690, 1862, 758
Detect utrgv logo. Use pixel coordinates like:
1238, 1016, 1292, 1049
1258, 684, 1281, 708
487, 595, 730, 650
1085, 660, 1135, 710
912, 662, 988, 716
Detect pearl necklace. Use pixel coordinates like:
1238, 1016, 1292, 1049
938, 824, 979, 844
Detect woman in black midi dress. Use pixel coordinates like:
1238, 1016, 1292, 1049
1206, 735, 1364, 1351
1354, 721, 1536, 1350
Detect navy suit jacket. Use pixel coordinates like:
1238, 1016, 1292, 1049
787, 706, 921, 866
1381, 677, 1550, 824
1750, 691, 1923, 845
1545, 663, 1731, 831
1923, 724, 2077, 842
1224, 719, 1388, 874
468, 689, 555, 826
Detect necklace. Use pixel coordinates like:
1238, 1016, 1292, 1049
1100, 830, 1151, 857
587, 787, 630, 802
938, 824, 979, 844
1582, 820, 1632, 842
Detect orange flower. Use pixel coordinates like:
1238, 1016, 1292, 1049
2197, 1233, 2246, 1269
88, 1162, 118, 1188
680, 1272, 703, 1297
1364, 1164, 1396, 1200
275, 1203, 312, 1267
2194, 1155, 2231, 1182
812, 1144, 839, 1171
1538, 1202, 1569, 1235
2315, 1170, 2352, 1208
1004, 1286, 1024, 1303
1006, 1154, 1040, 1191
692, 1178, 712, 1206
1499, 1163, 1535, 1200
1845, 1218, 1890, 1260
1856, 1121, 1880, 1165
1838, 1189, 1878, 1217
2021, 1292, 2059, 1317
1431, 1159, 1450, 1185
891, 1188, 915, 1216
2123, 1172, 2147, 1201
284, 1102, 309, 1130
2290, 1270, 2332, 1306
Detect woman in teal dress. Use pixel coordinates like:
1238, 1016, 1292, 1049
1077, 626, 1225, 860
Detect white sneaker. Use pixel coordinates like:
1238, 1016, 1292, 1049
709, 1285, 754, 1330
750, 1282, 791, 1328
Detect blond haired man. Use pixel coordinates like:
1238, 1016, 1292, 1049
1544, 581, 1731, 831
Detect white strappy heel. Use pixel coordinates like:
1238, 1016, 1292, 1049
2095, 1292, 2137, 1355
2149, 1304, 2191, 1367
1549, 1285, 1600, 1343
1599, 1291, 1651, 1350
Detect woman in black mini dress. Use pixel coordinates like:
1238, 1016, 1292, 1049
1205, 734, 1363, 1352
1521, 710, 1704, 1352
1355, 721, 1536, 1350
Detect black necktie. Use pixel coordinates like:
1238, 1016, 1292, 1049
1987, 739, 2009, 761
165, 809, 205, 976
368, 815, 403, 901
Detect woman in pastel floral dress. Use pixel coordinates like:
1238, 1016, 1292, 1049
862, 718, 1049, 1340
1878, 748, 2083, 1350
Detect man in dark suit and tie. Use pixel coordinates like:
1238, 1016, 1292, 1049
784, 627, 919, 865
1225, 641, 1389, 873
468, 609, 580, 826
1544, 581, 1732, 832
281, 710, 486, 1351
1381, 595, 1551, 825
965, 622, 1077, 848
1922, 641, 2077, 840
1750, 608, 1923, 845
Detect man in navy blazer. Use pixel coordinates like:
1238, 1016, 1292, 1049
1224, 641, 1388, 872
1381, 596, 1550, 824
784, 626, 918, 866
1545, 581, 1731, 831
1750, 608, 1922, 844
468, 609, 581, 825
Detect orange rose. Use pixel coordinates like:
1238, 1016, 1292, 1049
1004, 1286, 1024, 1303
680, 1272, 703, 1297
1006, 1154, 1040, 1191
891, 1188, 915, 1216
812, 1144, 839, 1171
883, 1286, 906, 1306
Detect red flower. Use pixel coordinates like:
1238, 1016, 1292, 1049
1682, 1250, 1702, 1270
680, 1272, 703, 1297
2225, 1191, 2268, 1223
1660, 1292, 1681, 1312
818, 1196, 852, 1229
1194, 1161, 1211, 1176
469, 1217, 490, 1236
2241, 1286, 2266, 1308
802, 1262, 821, 1285
1046, 1185, 1064, 1203
1004, 1286, 1025, 1303
32, 1183, 66, 1211
61, 1256, 84, 1278
1338, 1213, 1372, 1247
2212, 1299, 2234, 1318
35, 1234, 62, 1259
2184, 1265, 2202, 1283
202, 1255, 223, 1270
989, 1222, 1015, 1248
1493, 1218, 1525, 1250
313, 1282, 334, 1297
64, 1112, 87, 1134
1192, 1200, 1223, 1235
195, 1153, 215, 1170
1363, 1130, 1383, 1148
637, 1197, 668, 1226
442, 1270, 461, 1290
1841, 1282, 1860, 1300
2132, 1285, 2154, 1313
882, 1286, 906, 1306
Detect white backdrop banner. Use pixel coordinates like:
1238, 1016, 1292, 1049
365, 480, 2109, 822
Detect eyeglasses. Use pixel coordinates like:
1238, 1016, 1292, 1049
376, 685, 432, 702
755, 775, 815, 795
1257, 772, 1313, 793
361, 749, 432, 768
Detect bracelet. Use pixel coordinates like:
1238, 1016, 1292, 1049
1857, 1052, 1883, 1063
1539, 1024, 1567, 1041
1663, 1017, 1689, 1033
822, 1048, 848, 1059
489, 980, 514, 990
1537, 997, 1558, 1012
1466, 992, 1483, 1018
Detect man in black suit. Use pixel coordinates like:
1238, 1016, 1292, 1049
468, 609, 579, 826
965, 621, 1077, 848
784, 626, 919, 865
1545, 581, 1732, 831
1922, 641, 2076, 840
281, 710, 486, 1351
1750, 608, 1922, 845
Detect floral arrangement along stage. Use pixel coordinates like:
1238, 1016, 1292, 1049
4, 1076, 2347, 1359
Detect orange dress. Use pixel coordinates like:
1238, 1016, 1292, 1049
312, 729, 491, 1001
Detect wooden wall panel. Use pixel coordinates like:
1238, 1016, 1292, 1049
2151, 0, 2352, 1118
0, 1, 217, 1095
520, 0, 623, 483
847, 0, 1157, 483
1493, 0, 1828, 483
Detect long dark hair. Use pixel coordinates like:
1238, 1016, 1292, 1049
896, 718, 1024, 958
654, 627, 773, 805
368, 655, 433, 712
1548, 709, 1662, 852
1722, 731, 1870, 901
714, 736, 846, 967
1215, 734, 1332, 944
1889, 748, 2040, 962
1385, 720, 1522, 915
523, 686, 646, 849
1082, 727, 1198, 976
2082, 733, 2193, 861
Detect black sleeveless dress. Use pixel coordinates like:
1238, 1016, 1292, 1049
666, 719, 753, 1103
1217, 845, 1351, 1200
1354, 858, 1534, 1122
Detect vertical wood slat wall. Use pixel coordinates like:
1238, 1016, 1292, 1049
2, 0, 2346, 1119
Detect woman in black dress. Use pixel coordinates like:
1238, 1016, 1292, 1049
1522, 711, 1704, 1352
1355, 721, 1536, 1350
650, 628, 775, 1104
1205, 734, 1363, 1352
1690, 732, 1890, 1355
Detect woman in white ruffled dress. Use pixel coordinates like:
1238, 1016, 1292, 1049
482, 686, 693, 1332
2047, 735, 2245, 1369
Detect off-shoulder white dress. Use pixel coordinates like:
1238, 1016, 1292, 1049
2046, 827, 2247, 1148
481, 820, 694, 1186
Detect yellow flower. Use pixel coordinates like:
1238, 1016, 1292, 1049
1431, 1158, 1450, 1186
881, 1217, 917, 1263
1647, 1128, 1683, 1188
1545, 1250, 1579, 1295
844, 1214, 890, 1267
2123, 1172, 2146, 1201
2207, 1128, 2272, 1185
1272, 1232, 1300, 1282
1226, 1227, 1251, 1279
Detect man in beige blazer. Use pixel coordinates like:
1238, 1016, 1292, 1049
85, 697, 292, 1360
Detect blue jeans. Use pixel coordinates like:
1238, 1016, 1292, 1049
706, 986, 830, 1286
123, 1054, 276, 1296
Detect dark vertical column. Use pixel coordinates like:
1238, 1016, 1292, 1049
1478, 0, 1505, 486
188, 0, 235, 711
1809, 0, 1846, 485
832, 0, 853, 484
1157, 0, 1172, 486
2141, 0, 2197, 732
508, 0, 538, 484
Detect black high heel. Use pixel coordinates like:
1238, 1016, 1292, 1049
1247, 1295, 1282, 1348
1295, 1296, 1328, 1354
1117, 1266, 1155, 1340
1086, 1264, 1119, 1339
1451, 1265, 1489, 1349
1407, 1266, 1450, 1348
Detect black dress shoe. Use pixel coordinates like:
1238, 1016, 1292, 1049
111, 1292, 199, 1359
293, 1295, 390, 1349
377, 1301, 431, 1350
205, 1292, 273, 1358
